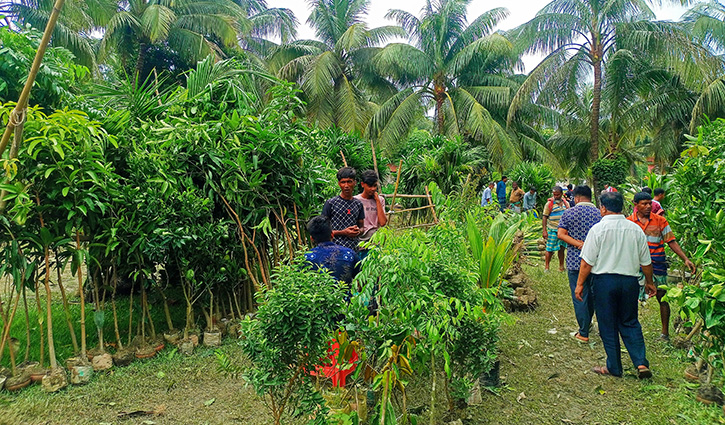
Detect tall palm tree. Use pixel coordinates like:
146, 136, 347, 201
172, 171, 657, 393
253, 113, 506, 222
508, 0, 716, 174
268, 0, 404, 134
100, 0, 245, 81
682, 1, 725, 132
365, 0, 526, 168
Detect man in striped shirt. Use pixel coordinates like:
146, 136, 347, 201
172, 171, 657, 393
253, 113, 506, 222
628, 192, 696, 340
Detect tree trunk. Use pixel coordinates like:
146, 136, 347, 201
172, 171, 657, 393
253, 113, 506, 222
34, 278, 45, 366
76, 230, 87, 360
590, 53, 603, 192
135, 43, 148, 88
435, 92, 445, 135
43, 246, 58, 369
22, 284, 31, 362
55, 251, 79, 353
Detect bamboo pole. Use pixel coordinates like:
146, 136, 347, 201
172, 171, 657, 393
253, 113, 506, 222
370, 140, 378, 176
340, 150, 348, 167
387, 160, 403, 221
425, 185, 439, 224
390, 205, 435, 213
379, 194, 428, 199
0, 0, 68, 158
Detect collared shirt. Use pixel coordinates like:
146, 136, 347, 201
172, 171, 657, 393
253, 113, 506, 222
627, 212, 675, 276
496, 180, 507, 199
322, 196, 365, 250
543, 198, 570, 230
651, 199, 663, 215
304, 242, 359, 284
580, 215, 651, 276
510, 188, 524, 204
481, 187, 493, 206
558, 202, 601, 270
523, 192, 536, 210
354, 194, 386, 242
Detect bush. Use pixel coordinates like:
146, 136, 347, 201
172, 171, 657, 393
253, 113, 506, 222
507, 161, 555, 212
591, 155, 628, 192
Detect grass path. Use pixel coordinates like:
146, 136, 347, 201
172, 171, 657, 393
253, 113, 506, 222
1, 264, 724, 424
468, 264, 723, 425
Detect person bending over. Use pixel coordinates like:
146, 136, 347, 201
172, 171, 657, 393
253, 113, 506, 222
304, 216, 359, 287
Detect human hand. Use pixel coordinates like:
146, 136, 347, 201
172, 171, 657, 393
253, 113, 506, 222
575, 284, 584, 301
684, 259, 696, 275
645, 283, 657, 297
542, 230, 548, 239
576, 240, 584, 249
343, 226, 360, 237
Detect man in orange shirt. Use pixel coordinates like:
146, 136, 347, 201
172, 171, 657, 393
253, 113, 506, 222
628, 192, 696, 340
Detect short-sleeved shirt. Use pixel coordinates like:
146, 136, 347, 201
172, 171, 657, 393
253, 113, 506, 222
322, 196, 365, 250
543, 198, 569, 230
305, 242, 359, 284
481, 187, 493, 206
523, 192, 536, 210
353, 194, 386, 242
580, 215, 651, 276
651, 199, 663, 215
627, 212, 675, 276
558, 202, 601, 270
510, 188, 524, 204
496, 181, 507, 199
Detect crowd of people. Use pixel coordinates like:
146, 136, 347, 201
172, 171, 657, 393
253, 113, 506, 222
305, 168, 694, 380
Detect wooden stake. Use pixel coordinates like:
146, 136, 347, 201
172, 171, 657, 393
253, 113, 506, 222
425, 185, 438, 224
340, 150, 348, 167
387, 160, 403, 221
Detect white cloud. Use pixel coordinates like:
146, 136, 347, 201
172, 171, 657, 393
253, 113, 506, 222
267, 0, 692, 72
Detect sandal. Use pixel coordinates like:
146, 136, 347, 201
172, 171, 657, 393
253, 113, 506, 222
572, 332, 589, 343
592, 366, 612, 376
637, 365, 652, 379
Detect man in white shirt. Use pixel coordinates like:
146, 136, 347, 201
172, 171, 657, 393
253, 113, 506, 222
575, 192, 655, 379
481, 182, 494, 207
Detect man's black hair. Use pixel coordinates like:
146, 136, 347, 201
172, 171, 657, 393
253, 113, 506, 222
307, 216, 332, 244
633, 192, 653, 204
337, 167, 356, 181
360, 170, 379, 186
529, 186, 536, 191
553, 186, 564, 193
642, 187, 652, 194
502, 175, 507, 180
600, 191, 624, 213
572, 185, 592, 200
654, 188, 665, 196
567, 184, 573, 190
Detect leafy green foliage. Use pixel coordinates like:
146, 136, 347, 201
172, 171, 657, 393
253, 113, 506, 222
0, 27, 90, 110
240, 264, 345, 425
507, 161, 555, 211
591, 155, 628, 191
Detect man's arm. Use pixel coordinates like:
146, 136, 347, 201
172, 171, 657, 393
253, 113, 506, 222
542, 215, 549, 238
641, 263, 656, 296
557, 228, 583, 249
667, 240, 696, 274
575, 260, 593, 301
376, 195, 387, 227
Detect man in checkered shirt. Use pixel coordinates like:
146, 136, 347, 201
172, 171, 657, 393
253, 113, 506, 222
322, 167, 365, 250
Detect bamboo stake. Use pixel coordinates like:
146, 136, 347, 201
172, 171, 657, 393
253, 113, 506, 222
340, 150, 348, 167
380, 194, 428, 198
390, 205, 435, 214
387, 160, 403, 221
370, 140, 378, 176
0, 0, 68, 158
425, 185, 439, 224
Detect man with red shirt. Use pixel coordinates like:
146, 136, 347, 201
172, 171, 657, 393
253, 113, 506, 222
628, 192, 696, 340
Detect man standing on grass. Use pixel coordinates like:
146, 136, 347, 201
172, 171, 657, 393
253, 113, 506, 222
509, 181, 525, 213
576, 192, 654, 379
322, 167, 365, 251
558, 186, 601, 343
481, 182, 494, 207
523, 187, 537, 212
542, 186, 569, 271
496, 176, 508, 211
354, 170, 387, 259
628, 192, 696, 340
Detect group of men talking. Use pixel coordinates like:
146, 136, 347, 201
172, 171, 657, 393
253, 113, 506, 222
552, 185, 694, 378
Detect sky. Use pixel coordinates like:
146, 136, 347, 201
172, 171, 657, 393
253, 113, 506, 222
267, 0, 692, 72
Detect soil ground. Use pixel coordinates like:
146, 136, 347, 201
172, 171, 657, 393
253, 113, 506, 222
1, 264, 724, 424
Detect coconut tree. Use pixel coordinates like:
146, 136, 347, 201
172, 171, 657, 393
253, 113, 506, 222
365, 1, 527, 168
682, 1, 725, 132
269, 0, 405, 134
99, 0, 246, 82
507, 0, 718, 175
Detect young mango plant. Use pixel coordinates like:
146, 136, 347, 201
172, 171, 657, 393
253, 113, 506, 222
239, 264, 346, 425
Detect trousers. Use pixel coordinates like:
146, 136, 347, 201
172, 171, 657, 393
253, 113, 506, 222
568, 270, 594, 337
592, 273, 648, 376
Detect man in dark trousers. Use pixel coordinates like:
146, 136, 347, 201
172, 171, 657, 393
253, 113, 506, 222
322, 167, 365, 251
575, 192, 655, 379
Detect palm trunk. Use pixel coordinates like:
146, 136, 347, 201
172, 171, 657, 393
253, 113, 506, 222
135, 43, 148, 88
590, 54, 603, 191
435, 92, 445, 135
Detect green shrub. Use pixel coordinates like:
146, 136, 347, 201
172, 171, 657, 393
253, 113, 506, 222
591, 155, 628, 191
507, 161, 555, 212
